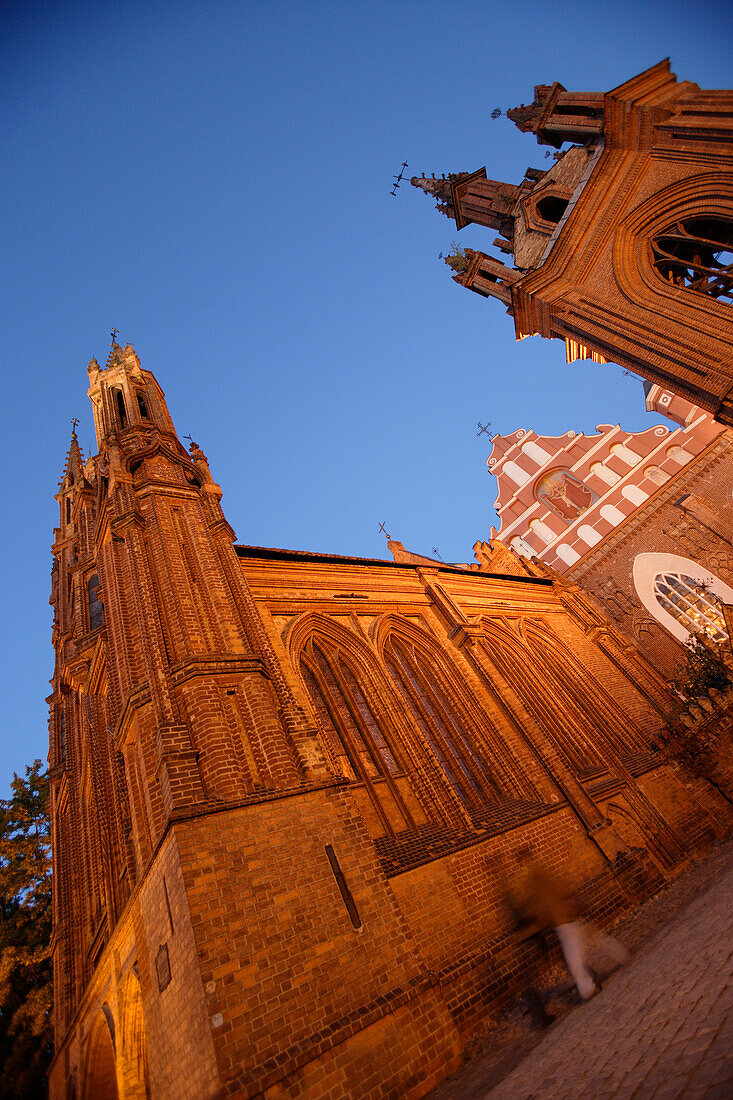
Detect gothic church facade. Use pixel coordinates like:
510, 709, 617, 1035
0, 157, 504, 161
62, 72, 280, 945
412, 60, 733, 423
48, 343, 726, 1099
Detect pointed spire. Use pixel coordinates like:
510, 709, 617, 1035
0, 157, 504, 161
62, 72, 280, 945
106, 342, 123, 369
410, 174, 471, 217
63, 421, 85, 483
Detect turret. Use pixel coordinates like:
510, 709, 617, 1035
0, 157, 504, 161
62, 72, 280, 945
87, 341, 177, 448
411, 168, 526, 236
507, 81, 604, 147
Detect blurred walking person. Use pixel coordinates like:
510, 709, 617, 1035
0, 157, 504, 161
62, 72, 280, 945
504, 846, 629, 1003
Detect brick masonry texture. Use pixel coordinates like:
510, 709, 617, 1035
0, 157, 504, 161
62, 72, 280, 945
47, 338, 731, 1088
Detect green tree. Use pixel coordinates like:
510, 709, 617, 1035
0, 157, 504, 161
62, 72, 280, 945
656, 636, 732, 803
444, 241, 472, 274
0, 760, 53, 1097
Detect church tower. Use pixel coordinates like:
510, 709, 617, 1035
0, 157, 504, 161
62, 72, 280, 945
47, 341, 463, 1100
412, 60, 733, 424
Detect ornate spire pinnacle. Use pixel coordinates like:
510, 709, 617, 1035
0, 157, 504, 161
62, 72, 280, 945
63, 424, 85, 483
411, 173, 471, 217
106, 337, 123, 369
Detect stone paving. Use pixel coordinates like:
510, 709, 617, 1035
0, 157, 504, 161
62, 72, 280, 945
430, 844, 733, 1100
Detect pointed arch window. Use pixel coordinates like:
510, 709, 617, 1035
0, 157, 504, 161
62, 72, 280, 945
383, 635, 500, 809
653, 573, 727, 643
300, 641, 400, 780
113, 388, 128, 429
299, 638, 415, 835
652, 217, 733, 304
88, 574, 103, 631
304, 644, 397, 775
136, 392, 150, 420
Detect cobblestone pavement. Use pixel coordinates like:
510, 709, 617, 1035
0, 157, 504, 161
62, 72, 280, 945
430, 842, 733, 1100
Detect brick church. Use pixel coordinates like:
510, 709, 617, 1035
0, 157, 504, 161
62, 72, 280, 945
48, 342, 727, 1099
48, 60, 732, 1100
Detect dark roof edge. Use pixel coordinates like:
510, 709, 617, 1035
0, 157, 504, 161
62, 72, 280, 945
233, 543, 554, 585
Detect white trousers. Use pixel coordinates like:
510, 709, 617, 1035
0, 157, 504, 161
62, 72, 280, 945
555, 921, 630, 1000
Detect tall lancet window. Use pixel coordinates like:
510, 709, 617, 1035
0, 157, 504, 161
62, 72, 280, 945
383, 635, 499, 809
299, 637, 415, 835
113, 388, 128, 429
299, 640, 401, 781
88, 574, 103, 631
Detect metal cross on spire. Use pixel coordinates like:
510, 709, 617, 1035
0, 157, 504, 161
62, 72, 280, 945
111, 328, 119, 342
378, 521, 391, 540
71, 417, 80, 436
389, 162, 409, 197
476, 421, 492, 437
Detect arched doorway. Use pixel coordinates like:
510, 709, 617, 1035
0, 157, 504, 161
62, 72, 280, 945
84, 1010, 119, 1100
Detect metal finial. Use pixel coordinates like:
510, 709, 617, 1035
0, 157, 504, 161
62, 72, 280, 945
389, 161, 409, 197
71, 417, 80, 436
476, 421, 492, 437
111, 328, 119, 342
378, 521, 391, 540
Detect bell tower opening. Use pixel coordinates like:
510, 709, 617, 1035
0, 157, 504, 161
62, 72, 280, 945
113, 389, 128, 429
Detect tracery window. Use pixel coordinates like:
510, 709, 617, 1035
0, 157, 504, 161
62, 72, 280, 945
651, 217, 733, 304
383, 636, 499, 809
653, 573, 728, 644
299, 637, 420, 835
299, 640, 401, 782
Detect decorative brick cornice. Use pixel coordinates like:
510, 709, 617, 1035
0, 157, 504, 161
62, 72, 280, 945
168, 655, 269, 687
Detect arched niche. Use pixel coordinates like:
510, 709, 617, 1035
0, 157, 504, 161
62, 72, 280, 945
84, 1009, 119, 1100
120, 969, 151, 1100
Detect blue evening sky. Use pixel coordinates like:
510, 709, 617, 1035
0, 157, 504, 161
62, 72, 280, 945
1, 0, 731, 791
